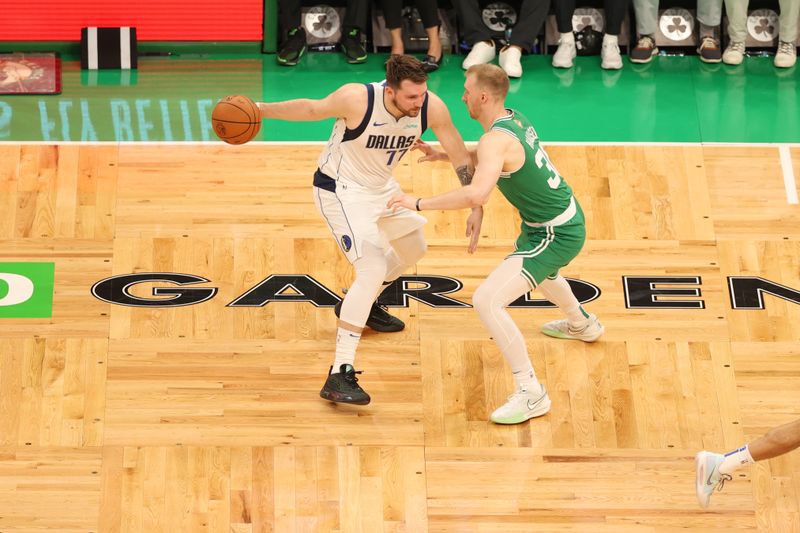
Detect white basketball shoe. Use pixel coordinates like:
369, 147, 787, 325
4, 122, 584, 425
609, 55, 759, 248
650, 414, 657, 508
541, 314, 604, 342
490, 385, 551, 424
695, 451, 731, 508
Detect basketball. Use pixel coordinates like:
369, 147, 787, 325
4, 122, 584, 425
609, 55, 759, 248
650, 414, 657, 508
212, 95, 262, 145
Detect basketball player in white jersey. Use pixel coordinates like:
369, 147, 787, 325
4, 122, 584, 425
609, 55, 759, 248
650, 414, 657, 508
256, 55, 477, 405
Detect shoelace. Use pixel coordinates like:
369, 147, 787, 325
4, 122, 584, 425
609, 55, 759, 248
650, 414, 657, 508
778, 41, 796, 55
505, 390, 529, 403
715, 473, 732, 492
344, 369, 363, 385
729, 41, 745, 53
637, 36, 655, 48
700, 36, 718, 50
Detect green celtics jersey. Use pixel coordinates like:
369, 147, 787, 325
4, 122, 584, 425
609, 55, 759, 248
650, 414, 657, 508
491, 109, 574, 224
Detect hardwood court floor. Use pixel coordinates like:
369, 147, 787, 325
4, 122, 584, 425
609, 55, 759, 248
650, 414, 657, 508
0, 143, 799, 532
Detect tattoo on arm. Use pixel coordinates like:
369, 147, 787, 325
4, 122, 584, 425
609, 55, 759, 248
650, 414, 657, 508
456, 165, 474, 186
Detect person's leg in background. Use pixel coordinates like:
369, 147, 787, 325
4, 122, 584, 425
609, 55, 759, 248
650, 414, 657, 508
414, 0, 444, 71
721, 0, 749, 65
696, 0, 723, 62
276, 0, 306, 66
629, 0, 659, 63
775, 0, 799, 67
499, 0, 550, 77
600, 0, 629, 69
341, 0, 370, 63
552, 0, 578, 67
452, 0, 497, 68
378, 0, 406, 56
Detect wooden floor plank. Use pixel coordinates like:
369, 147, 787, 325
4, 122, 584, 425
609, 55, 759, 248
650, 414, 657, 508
0, 144, 798, 532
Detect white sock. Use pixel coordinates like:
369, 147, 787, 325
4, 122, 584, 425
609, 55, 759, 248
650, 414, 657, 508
537, 276, 590, 328
513, 363, 541, 394
603, 34, 618, 45
718, 445, 755, 475
560, 32, 574, 44
332, 327, 361, 374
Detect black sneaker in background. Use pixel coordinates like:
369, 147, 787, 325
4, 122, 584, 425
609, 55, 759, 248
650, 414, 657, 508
334, 299, 405, 332
320, 364, 371, 404
277, 27, 307, 66
630, 35, 658, 64
341, 28, 367, 64
697, 35, 722, 63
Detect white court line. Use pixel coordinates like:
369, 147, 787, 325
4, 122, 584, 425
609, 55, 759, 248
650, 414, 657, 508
779, 145, 799, 205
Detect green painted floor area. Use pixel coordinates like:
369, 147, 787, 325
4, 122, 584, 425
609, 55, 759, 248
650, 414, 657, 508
1, 52, 797, 143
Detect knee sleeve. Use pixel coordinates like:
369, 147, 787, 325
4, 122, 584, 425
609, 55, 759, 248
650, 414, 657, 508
385, 228, 428, 282
339, 243, 388, 328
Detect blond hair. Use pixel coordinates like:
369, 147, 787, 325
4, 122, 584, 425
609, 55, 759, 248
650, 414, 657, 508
466, 64, 509, 100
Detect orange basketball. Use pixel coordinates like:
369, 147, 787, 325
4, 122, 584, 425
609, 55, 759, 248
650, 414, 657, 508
212, 95, 262, 145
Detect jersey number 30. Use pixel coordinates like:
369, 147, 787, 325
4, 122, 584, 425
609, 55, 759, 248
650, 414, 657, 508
534, 148, 561, 189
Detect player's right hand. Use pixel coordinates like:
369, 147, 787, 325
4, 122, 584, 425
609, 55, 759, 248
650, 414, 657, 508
413, 140, 444, 163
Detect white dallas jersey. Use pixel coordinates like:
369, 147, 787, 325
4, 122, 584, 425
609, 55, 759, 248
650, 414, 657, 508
317, 82, 429, 188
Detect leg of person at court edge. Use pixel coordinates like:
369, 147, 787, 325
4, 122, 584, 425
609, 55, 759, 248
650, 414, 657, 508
340, 0, 370, 64
552, 0, 577, 68
378, 0, 407, 56
774, 0, 798, 68
696, 0, 723, 63
721, 0, 749, 65
600, 0, 629, 70
498, 0, 550, 78
629, 0, 659, 64
452, 0, 497, 69
414, 0, 443, 72
696, 418, 800, 508
276, 0, 306, 66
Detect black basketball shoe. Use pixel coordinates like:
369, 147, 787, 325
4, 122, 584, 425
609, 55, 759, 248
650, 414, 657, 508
277, 27, 306, 66
340, 28, 367, 64
334, 299, 405, 332
320, 364, 371, 405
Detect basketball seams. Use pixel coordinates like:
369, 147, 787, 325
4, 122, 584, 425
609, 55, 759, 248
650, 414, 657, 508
212, 95, 261, 144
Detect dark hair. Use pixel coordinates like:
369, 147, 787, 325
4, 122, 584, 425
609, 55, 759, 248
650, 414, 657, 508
385, 55, 428, 89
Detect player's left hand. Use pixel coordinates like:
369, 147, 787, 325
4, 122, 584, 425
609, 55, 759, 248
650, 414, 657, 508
465, 207, 483, 254
387, 193, 418, 213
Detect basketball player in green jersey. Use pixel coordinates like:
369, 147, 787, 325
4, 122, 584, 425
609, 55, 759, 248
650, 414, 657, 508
388, 63, 603, 424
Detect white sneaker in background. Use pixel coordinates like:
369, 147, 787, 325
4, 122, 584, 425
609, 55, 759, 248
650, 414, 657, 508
462, 41, 496, 70
774, 41, 797, 68
552, 39, 577, 68
601, 41, 623, 69
499, 46, 523, 78
722, 41, 745, 65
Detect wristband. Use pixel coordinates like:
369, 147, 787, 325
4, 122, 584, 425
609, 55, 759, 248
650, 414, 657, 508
415, 198, 422, 211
